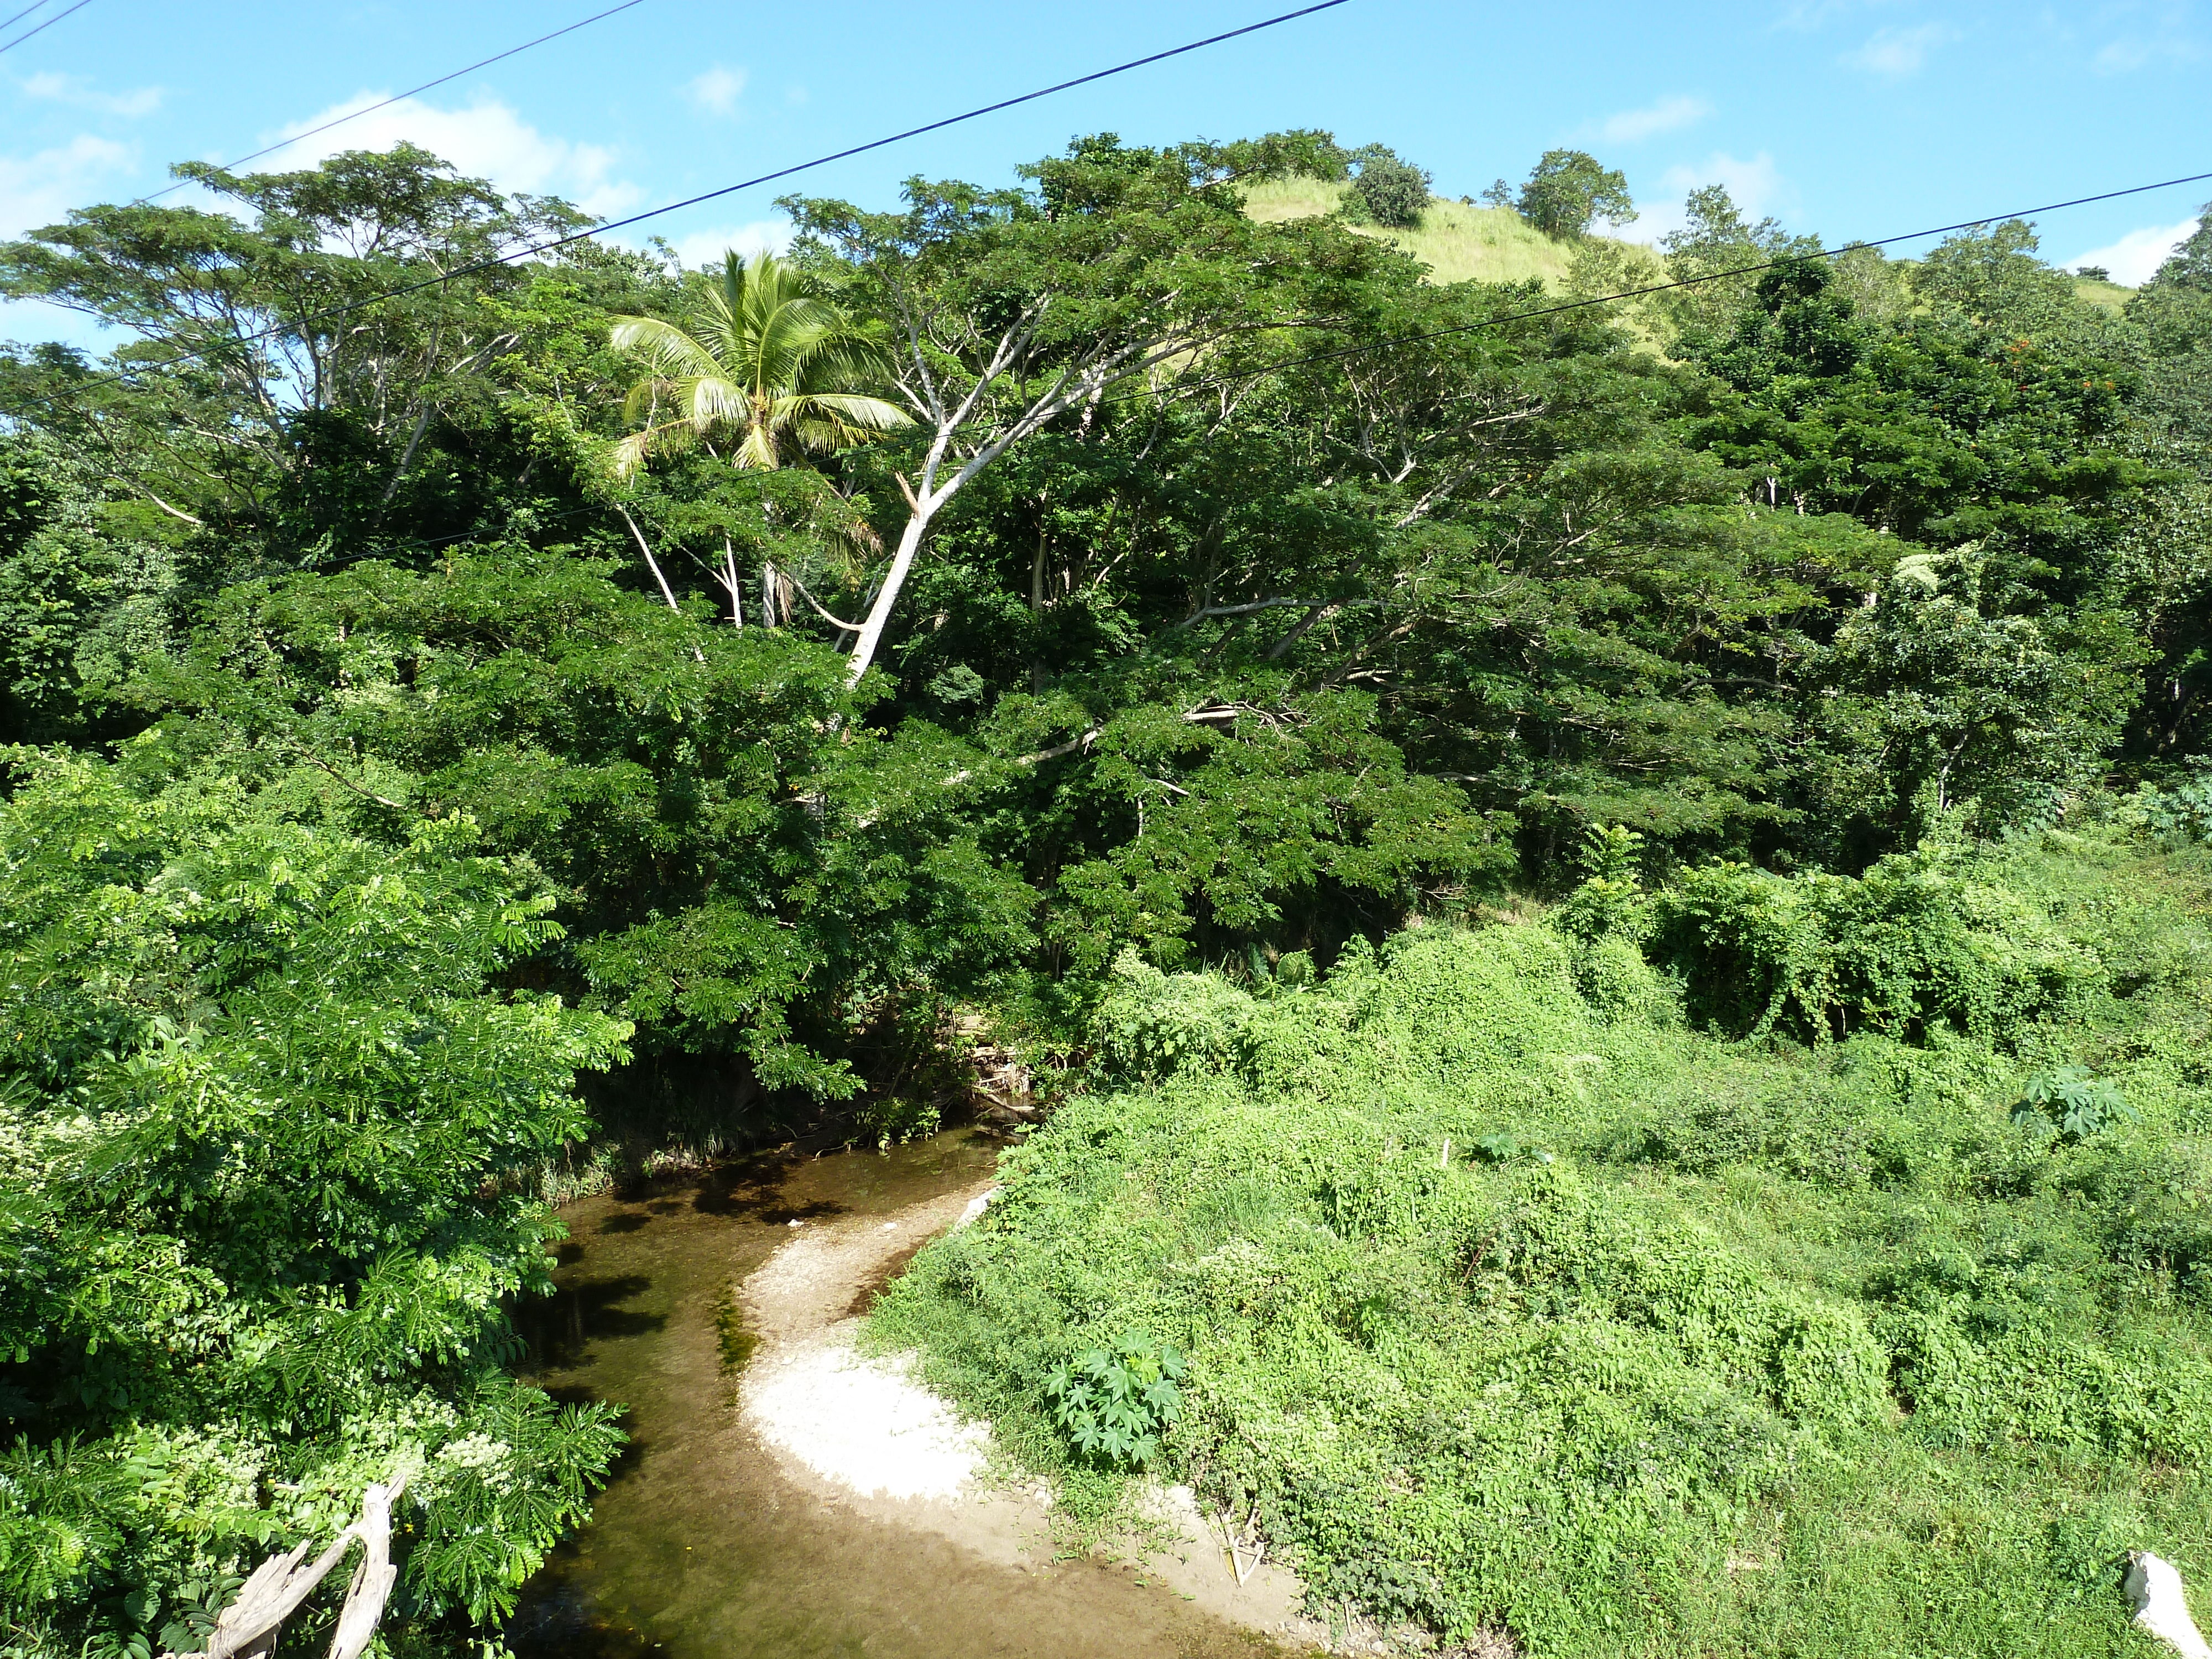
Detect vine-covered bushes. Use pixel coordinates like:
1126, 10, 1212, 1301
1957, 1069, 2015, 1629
1649, 844, 2111, 1044
873, 827, 2212, 1657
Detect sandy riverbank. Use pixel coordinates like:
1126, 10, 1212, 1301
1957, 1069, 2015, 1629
733, 1177, 1335, 1647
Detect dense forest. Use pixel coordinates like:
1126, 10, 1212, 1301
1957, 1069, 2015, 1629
4, 127, 2212, 1656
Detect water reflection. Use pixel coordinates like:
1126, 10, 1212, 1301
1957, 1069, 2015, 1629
503, 1130, 1289, 1659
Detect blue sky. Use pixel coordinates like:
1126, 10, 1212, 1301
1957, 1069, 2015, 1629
3, 0, 2206, 350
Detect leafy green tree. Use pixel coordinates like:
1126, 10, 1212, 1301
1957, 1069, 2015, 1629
0, 432, 176, 744
1, 147, 672, 574
2129, 205, 2212, 445
1683, 225, 2149, 617
1656, 183, 1807, 348
786, 132, 1370, 685
608, 248, 910, 476
1809, 547, 2142, 842
1514, 149, 1634, 238
0, 751, 627, 1655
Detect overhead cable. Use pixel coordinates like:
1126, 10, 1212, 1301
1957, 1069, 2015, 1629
1117, 168, 2212, 403
138, 0, 656, 203
0, 0, 89, 55
61, 0, 1355, 388
0, 0, 60, 33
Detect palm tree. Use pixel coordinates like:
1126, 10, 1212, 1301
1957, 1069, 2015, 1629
609, 249, 911, 477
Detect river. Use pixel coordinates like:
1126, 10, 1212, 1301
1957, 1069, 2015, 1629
503, 1128, 1292, 1658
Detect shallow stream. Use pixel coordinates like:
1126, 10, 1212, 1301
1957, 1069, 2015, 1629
504, 1128, 1280, 1658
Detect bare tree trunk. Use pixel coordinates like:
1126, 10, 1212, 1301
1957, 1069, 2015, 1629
617, 505, 682, 614
845, 500, 937, 685
1030, 515, 1049, 692
378, 400, 436, 508
617, 506, 704, 663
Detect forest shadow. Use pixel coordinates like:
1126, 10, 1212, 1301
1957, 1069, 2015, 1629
513, 1274, 664, 1369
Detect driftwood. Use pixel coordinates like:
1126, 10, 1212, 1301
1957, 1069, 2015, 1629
948, 1011, 1040, 1129
1218, 1498, 1266, 1586
188, 1476, 409, 1659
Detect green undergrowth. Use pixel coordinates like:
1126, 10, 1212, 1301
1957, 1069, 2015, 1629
870, 826, 2212, 1656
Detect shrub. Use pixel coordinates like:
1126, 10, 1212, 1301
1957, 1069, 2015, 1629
2013, 1066, 2136, 1143
1650, 846, 2105, 1046
1043, 1334, 1186, 1467
1091, 948, 1257, 1082
1573, 932, 1670, 1024
1342, 144, 1432, 229
2142, 765, 2212, 842
851, 1093, 944, 1150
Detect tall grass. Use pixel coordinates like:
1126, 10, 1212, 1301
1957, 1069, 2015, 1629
1238, 177, 1657, 292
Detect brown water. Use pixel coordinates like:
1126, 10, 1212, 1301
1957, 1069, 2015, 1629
504, 1129, 1284, 1659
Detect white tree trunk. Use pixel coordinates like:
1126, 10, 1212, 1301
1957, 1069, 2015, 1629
845, 499, 937, 686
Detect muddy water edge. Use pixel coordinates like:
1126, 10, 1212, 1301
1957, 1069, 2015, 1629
504, 1128, 1286, 1659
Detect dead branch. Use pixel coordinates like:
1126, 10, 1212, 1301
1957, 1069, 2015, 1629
193, 1475, 409, 1659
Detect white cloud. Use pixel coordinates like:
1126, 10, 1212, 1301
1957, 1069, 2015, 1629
249, 93, 640, 219
18, 71, 162, 117
2094, 32, 2203, 73
661, 220, 791, 270
0, 132, 133, 238
1624, 151, 1793, 244
2065, 217, 2200, 286
687, 65, 746, 117
1844, 21, 1959, 76
1596, 95, 1713, 144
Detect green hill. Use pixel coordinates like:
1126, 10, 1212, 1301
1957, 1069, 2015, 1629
1240, 175, 1656, 291
2073, 274, 2137, 314
1243, 179, 2143, 325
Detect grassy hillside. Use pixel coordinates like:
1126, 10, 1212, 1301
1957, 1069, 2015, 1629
1241, 176, 1645, 290
2074, 274, 2138, 314
876, 820, 2212, 1656
1242, 179, 2143, 326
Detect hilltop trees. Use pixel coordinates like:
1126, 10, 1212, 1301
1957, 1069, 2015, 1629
1341, 143, 1433, 228
1514, 148, 1635, 238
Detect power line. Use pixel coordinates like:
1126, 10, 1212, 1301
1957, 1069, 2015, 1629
331, 165, 2212, 560
0, 0, 59, 33
55, 0, 1354, 390
1117, 168, 2212, 405
0, 0, 89, 55
138, 0, 655, 204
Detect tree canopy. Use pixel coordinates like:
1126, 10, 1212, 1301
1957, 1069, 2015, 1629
2, 132, 2209, 1656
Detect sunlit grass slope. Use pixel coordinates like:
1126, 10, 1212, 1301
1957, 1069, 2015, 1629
1244, 179, 2142, 329
2073, 274, 2137, 314
1240, 175, 1651, 290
